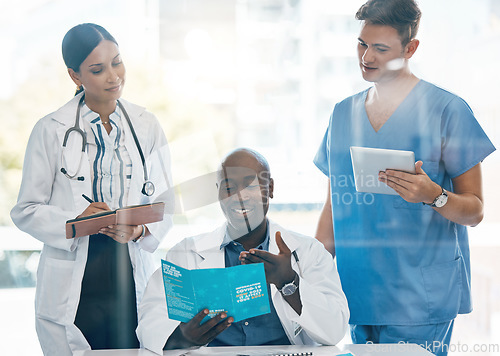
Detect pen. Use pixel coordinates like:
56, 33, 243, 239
82, 194, 94, 203
292, 250, 303, 277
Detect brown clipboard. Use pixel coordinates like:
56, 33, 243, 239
65, 202, 165, 239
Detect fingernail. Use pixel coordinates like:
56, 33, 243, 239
220, 313, 227, 318
250, 250, 255, 254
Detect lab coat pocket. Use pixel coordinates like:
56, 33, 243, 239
421, 257, 462, 322
36, 257, 75, 324
393, 161, 440, 210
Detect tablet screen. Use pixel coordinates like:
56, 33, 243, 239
350, 146, 416, 195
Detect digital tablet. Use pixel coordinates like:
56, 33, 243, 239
350, 146, 416, 195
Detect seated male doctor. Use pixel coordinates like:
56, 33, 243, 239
137, 148, 349, 354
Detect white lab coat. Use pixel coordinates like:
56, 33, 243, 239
10, 92, 174, 355
137, 220, 349, 355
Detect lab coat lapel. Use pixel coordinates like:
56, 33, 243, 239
53, 93, 92, 214
268, 221, 301, 302
118, 99, 147, 205
267, 220, 303, 344
195, 224, 227, 269
53, 93, 84, 126
191, 220, 302, 268
54, 94, 85, 143
268, 220, 300, 256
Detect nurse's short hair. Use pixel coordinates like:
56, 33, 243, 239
356, 0, 422, 47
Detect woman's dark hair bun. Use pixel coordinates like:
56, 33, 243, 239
62, 23, 118, 72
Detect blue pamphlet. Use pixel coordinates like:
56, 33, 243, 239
161, 259, 271, 323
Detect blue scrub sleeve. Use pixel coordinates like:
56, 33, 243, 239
314, 113, 333, 176
441, 97, 496, 178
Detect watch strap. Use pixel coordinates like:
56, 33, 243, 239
133, 224, 146, 243
279, 273, 299, 296
423, 187, 446, 207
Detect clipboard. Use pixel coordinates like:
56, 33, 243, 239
350, 146, 416, 195
65, 202, 165, 239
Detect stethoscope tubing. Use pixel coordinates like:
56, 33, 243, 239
60, 96, 86, 180
60, 95, 154, 196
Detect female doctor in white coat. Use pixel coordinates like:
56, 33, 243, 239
10, 23, 173, 355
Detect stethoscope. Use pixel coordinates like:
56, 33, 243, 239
60, 95, 155, 197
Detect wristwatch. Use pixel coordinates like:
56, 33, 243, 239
424, 187, 448, 208
279, 274, 299, 296
133, 224, 146, 243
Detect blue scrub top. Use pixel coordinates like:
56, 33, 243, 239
314, 80, 496, 325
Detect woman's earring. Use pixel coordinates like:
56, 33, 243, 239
75, 85, 83, 95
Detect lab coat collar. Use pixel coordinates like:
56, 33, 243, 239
194, 224, 226, 269
267, 220, 300, 255
116, 97, 146, 121
51, 92, 146, 127
52, 92, 85, 126
193, 219, 301, 269
219, 220, 270, 250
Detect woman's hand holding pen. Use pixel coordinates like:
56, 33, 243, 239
76, 202, 111, 219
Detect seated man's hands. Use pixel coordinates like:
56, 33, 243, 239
165, 309, 233, 350
239, 231, 296, 290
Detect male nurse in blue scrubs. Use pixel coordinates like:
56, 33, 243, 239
313, 0, 496, 355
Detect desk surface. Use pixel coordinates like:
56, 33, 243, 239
74, 343, 434, 356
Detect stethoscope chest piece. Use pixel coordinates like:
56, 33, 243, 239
142, 181, 155, 197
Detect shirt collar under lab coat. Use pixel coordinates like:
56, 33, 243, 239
51, 91, 147, 128
192, 219, 301, 270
